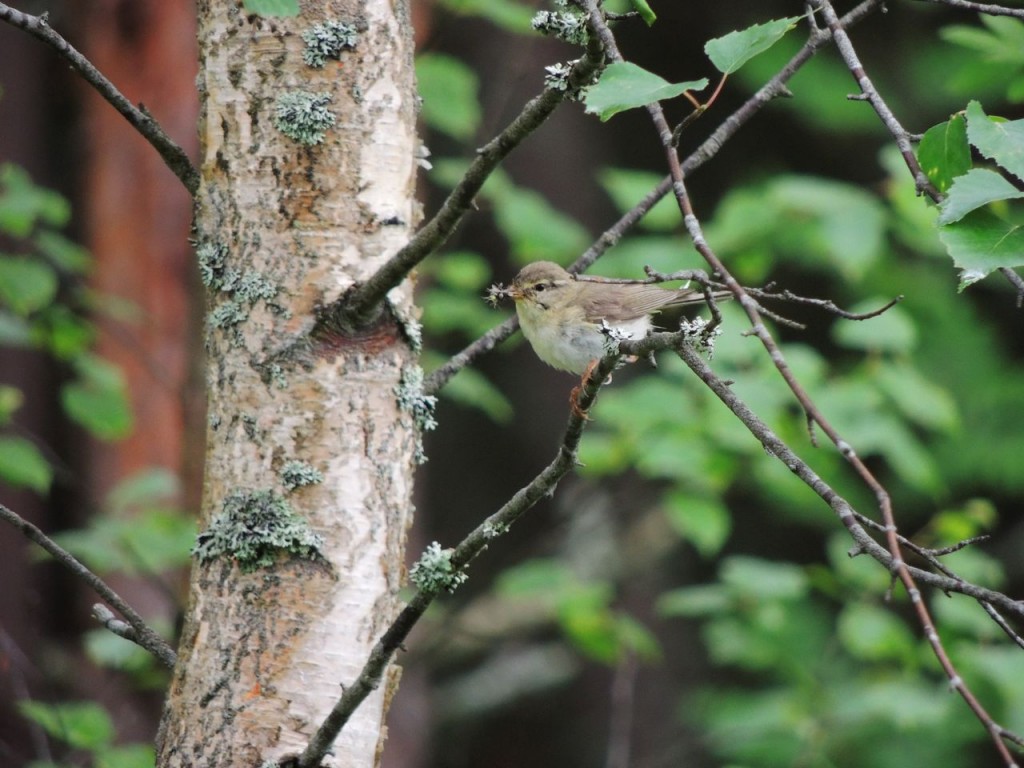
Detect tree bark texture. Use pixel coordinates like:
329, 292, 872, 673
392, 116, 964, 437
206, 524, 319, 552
157, 1, 420, 766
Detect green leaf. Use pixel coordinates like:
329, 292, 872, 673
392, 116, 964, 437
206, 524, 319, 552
436, 0, 535, 34
938, 168, 1024, 224
876, 361, 958, 431
18, 700, 114, 750
0, 385, 23, 424
420, 287, 497, 337
0, 435, 52, 493
35, 230, 92, 274
416, 54, 481, 140
437, 365, 514, 424
657, 584, 731, 617
629, 0, 656, 26
241, 0, 298, 17
832, 302, 917, 353
85, 627, 155, 670
597, 168, 677, 231
615, 613, 661, 660
930, 592, 1004, 641
491, 185, 590, 263
41, 305, 95, 359
496, 558, 572, 598
720, 556, 808, 600
709, 176, 887, 280
704, 16, 801, 75
917, 115, 971, 193
0, 164, 70, 237
931, 499, 997, 543
583, 62, 708, 121
942, 16, 1024, 63
965, 99, 1024, 181
600, 235, 700, 277
96, 744, 157, 768
837, 602, 916, 662
53, 508, 194, 575
557, 584, 620, 663
61, 367, 133, 441
940, 546, 1006, 588
430, 250, 492, 291
0, 256, 58, 315
0, 310, 32, 345
106, 467, 180, 514
937, 207, 1024, 289
663, 492, 731, 557
115, 509, 196, 573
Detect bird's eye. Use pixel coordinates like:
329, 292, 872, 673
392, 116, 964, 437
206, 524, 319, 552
534, 283, 546, 292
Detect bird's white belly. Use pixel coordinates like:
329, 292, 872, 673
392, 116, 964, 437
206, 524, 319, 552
516, 305, 651, 375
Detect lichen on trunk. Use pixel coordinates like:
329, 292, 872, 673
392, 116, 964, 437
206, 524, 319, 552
156, 2, 421, 766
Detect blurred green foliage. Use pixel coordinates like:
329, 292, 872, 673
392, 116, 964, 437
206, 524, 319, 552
18, 700, 155, 768
1, 169, 185, 753
0, 164, 135, 495
414, 6, 1024, 765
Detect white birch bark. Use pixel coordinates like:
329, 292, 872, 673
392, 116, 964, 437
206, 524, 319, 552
157, 1, 420, 765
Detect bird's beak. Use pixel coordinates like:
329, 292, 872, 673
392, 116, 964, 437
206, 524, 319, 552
509, 284, 524, 301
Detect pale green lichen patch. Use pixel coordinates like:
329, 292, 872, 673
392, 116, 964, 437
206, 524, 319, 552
197, 242, 229, 288
274, 91, 335, 145
193, 489, 324, 572
302, 20, 359, 68
280, 460, 324, 491
395, 365, 437, 464
532, 5, 588, 46
409, 541, 466, 593
197, 241, 284, 342
389, 297, 423, 353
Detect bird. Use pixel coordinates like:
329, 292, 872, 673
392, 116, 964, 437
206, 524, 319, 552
509, 260, 720, 376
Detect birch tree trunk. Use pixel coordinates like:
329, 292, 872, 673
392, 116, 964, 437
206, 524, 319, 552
156, 1, 420, 765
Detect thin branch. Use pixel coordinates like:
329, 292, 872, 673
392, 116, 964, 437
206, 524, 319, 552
0, 3, 199, 195
581, 1, 1020, 762
0, 628, 54, 761
999, 267, 1024, 307
424, 0, 877, 395
622, 331, 1024, 618
817, 1, 1024, 302
293, 353, 619, 768
605, 652, 637, 768
0, 503, 177, 668
336, 41, 605, 329
768, 289, 904, 319
981, 602, 1024, 650
813, 2, 935, 200
914, 0, 1024, 18
92, 603, 142, 644
423, 316, 519, 396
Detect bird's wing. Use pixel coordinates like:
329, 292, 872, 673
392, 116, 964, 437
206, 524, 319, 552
578, 284, 707, 324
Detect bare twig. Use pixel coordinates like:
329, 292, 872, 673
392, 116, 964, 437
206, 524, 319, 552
816, 0, 1024, 302
813, 2, 935, 199
93, 603, 141, 644
336, 40, 605, 329
622, 331, 1024, 618
0, 504, 177, 668
765, 289, 904, 320
0, 3, 199, 195
425, 0, 878, 396
605, 652, 637, 768
293, 353, 618, 768
0, 628, 54, 761
913, 0, 1024, 18
998, 267, 1024, 307
981, 602, 1024, 650
579, 1, 1021, 762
